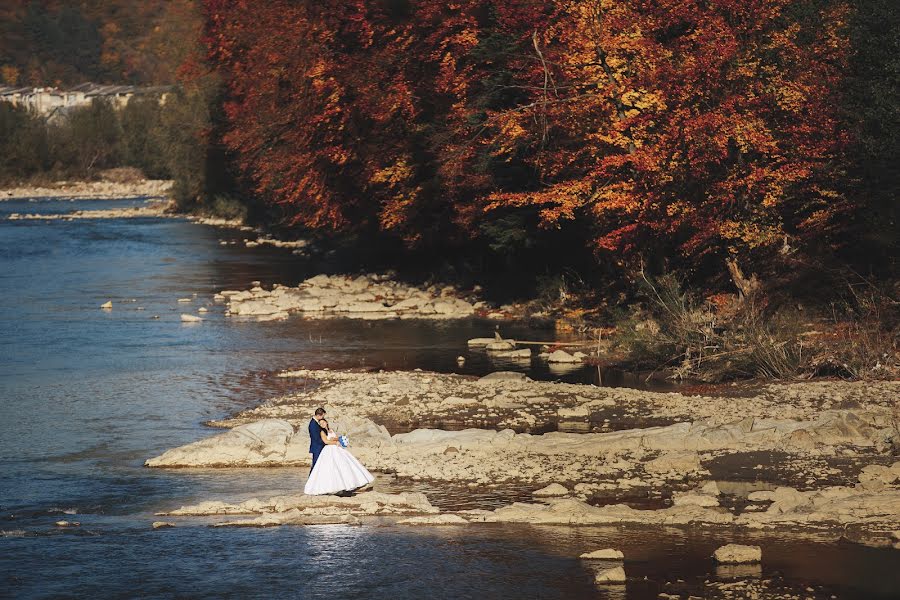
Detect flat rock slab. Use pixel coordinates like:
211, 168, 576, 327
159, 491, 437, 518
145, 419, 299, 467
581, 548, 624, 560
215, 513, 362, 527
397, 514, 470, 525
714, 544, 762, 564
476, 371, 529, 383
221, 274, 479, 321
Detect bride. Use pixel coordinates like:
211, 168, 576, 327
304, 418, 374, 495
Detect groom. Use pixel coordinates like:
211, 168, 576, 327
308, 407, 326, 472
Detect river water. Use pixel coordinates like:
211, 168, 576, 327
1, 198, 897, 599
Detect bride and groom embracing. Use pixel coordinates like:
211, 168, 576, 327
304, 407, 375, 495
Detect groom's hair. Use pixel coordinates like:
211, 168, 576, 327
314, 407, 326, 416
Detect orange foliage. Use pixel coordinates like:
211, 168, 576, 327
203, 0, 853, 265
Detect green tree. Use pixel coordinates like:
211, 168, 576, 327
0, 103, 49, 183
120, 96, 168, 178
51, 99, 122, 177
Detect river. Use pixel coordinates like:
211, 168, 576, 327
1, 197, 897, 599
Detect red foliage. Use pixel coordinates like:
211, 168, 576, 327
203, 0, 853, 267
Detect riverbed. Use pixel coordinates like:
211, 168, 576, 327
1, 197, 898, 599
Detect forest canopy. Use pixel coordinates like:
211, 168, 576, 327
2, 1, 894, 291
202, 0, 897, 288
0, 0, 198, 86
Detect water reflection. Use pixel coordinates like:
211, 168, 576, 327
715, 563, 763, 580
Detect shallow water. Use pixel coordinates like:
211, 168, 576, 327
1, 198, 898, 599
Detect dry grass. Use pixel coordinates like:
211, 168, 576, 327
807, 283, 899, 379
610, 271, 898, 382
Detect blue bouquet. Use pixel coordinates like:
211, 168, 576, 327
338, 435, 349, 448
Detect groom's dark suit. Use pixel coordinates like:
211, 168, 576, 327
308, 418, 325, 472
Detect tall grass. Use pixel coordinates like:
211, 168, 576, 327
611, 270, 898, 382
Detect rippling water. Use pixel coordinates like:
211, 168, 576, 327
1, 198, 897, 599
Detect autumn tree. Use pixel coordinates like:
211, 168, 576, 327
203, 0, 869, 289
0, 0, 201, 86
460, 1, 852, 279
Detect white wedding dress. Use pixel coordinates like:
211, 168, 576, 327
304, 431, 374, 495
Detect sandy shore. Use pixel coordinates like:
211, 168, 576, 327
1, 179, 174, 200
146, 367, 900, 550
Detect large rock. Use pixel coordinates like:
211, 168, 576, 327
431, 299, 474, 316
859, 464, 898, 486
713, 544, 762, 564
222, 274, 482, 321
477, 371, 528, 383
558, 406, 590, 419
330, 413, 392, 445
766, 487, 811, 514
146, 412, 392, 469
533, 483, 570, 497
747, 491, 776, 502
337, 301, 388, 313
737, 486, 900, 527
672, 492, 719, 508
145, 419, 296, 467
793, 410, 887, 449
546, 350, 582, 363
644, 451, 702, 475
580, 548, 624, 560
231, 299, 281, 316
393, 296, 428, 310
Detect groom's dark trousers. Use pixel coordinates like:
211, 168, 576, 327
309, 418, 325, 473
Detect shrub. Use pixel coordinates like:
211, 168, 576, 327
808, 282, 900, 379
202, 194, 247, 222
613, 271, 806, 381
0, 103, 50, 183
612, 268, 899, 382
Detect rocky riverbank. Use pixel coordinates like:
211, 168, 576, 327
216, 274, 490, 321
0, 178, 173, 200
5, 200, 266, 237
8, 199, 175, 220
146, 368, 900, 550
158, 491, 439, 527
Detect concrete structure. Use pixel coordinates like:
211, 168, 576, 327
0, 83, 172, 120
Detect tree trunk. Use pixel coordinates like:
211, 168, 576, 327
726, 258, 760, 300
